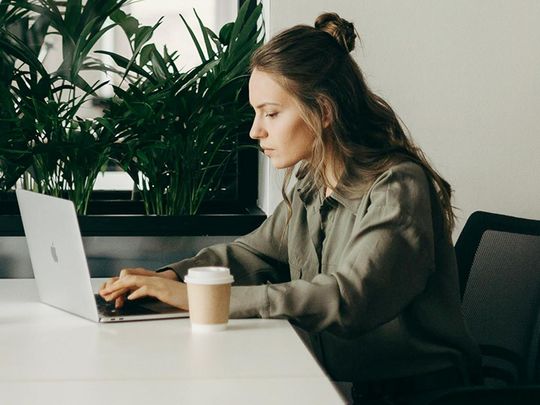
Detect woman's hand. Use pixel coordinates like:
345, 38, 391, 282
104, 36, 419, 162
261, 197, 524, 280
99, 268, 188, 310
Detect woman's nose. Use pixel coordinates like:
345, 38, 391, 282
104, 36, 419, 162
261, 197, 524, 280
249, 119, 267, 139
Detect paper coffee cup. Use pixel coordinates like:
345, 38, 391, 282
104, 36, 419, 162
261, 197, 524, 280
184, 267, 234, 332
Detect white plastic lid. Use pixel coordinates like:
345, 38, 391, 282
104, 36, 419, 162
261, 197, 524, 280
183, 266, 234, 285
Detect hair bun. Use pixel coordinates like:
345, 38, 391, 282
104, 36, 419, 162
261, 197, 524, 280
314, 13, 356, 53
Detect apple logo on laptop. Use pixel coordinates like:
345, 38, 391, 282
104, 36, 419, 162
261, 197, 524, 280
50, 243, 59, 263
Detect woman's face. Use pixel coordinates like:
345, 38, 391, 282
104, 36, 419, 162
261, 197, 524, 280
248, 69, 315, 169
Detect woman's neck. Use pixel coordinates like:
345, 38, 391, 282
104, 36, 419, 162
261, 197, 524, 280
323, 157, 343, 198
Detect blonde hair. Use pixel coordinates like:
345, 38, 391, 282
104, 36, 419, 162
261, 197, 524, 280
250, 13, 455, 238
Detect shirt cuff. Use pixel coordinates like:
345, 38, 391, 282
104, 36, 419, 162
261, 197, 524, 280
155, 267, 181, 281
157, 257, 205, 282
230, 285, 269, 318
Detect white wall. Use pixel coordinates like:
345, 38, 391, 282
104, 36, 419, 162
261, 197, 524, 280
260, 0, 540, 239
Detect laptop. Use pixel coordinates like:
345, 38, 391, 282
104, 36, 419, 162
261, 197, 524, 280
16, 189, 189, 323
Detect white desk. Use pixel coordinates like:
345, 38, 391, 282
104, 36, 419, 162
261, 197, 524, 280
0, 279, 345, 405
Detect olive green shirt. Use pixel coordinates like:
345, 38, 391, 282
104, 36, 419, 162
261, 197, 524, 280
165, 161, 480, 382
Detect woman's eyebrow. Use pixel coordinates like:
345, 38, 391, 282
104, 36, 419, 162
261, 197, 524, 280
253, 102, 282, 109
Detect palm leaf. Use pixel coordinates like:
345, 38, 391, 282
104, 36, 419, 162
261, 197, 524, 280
64, 0, 83, 38
110, 9, 139, 41
26, 13, 51, 56
228, 0, 252, 46
71, 20, 117, 80
179, 13, 206, 63
149, 50, 169, 81
0, 30, 49, 77
226, 3, 262, 63
121, 18, 163, 83
96, 50, 156, 83
172, 59, 219, 96
193, 8, 216, 61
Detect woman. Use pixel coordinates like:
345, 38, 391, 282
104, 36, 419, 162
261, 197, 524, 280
101, 13, 480, 403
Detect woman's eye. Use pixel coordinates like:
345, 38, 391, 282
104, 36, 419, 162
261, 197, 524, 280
264, 112, 277, 118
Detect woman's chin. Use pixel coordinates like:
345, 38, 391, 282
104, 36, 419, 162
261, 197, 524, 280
270, 160, 296, 170
269, 157, 285, 169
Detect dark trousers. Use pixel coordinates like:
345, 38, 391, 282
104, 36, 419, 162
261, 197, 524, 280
351, 366, 466, 405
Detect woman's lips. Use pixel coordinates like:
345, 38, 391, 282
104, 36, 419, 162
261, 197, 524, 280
260, 146, 274, 154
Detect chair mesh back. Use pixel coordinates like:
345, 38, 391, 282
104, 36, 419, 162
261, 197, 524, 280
462, 230, 540, 382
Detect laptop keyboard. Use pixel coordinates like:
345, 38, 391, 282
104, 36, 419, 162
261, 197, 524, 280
95, 294, 157, 317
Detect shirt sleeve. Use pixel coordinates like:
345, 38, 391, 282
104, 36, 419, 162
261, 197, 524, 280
232, 167, 437, 337
161, 198, 291, 287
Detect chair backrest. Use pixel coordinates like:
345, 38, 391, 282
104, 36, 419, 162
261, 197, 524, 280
455, 211, 540, 386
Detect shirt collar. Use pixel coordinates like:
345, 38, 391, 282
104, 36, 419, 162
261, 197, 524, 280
296, 175, 363, 215
328, 190, 363, 214
296, 178, 317, 206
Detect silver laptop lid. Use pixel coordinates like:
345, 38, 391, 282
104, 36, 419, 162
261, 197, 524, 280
16, 189, 99, 322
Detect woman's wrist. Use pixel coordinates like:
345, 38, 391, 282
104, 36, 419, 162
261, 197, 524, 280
157, 268, 180, 281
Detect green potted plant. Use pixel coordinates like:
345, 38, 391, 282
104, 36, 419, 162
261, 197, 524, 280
0, 0, 45, 194
1, 0, 266, 238
101, 0, 263, 215
0, 0, 128, 213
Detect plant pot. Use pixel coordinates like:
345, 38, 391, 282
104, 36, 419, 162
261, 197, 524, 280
0, 190, 266, 236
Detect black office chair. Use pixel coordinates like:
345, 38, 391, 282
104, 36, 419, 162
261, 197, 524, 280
454, 211, 540, 386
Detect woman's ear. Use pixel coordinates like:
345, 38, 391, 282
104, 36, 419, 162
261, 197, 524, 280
319, 97, 334, 129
